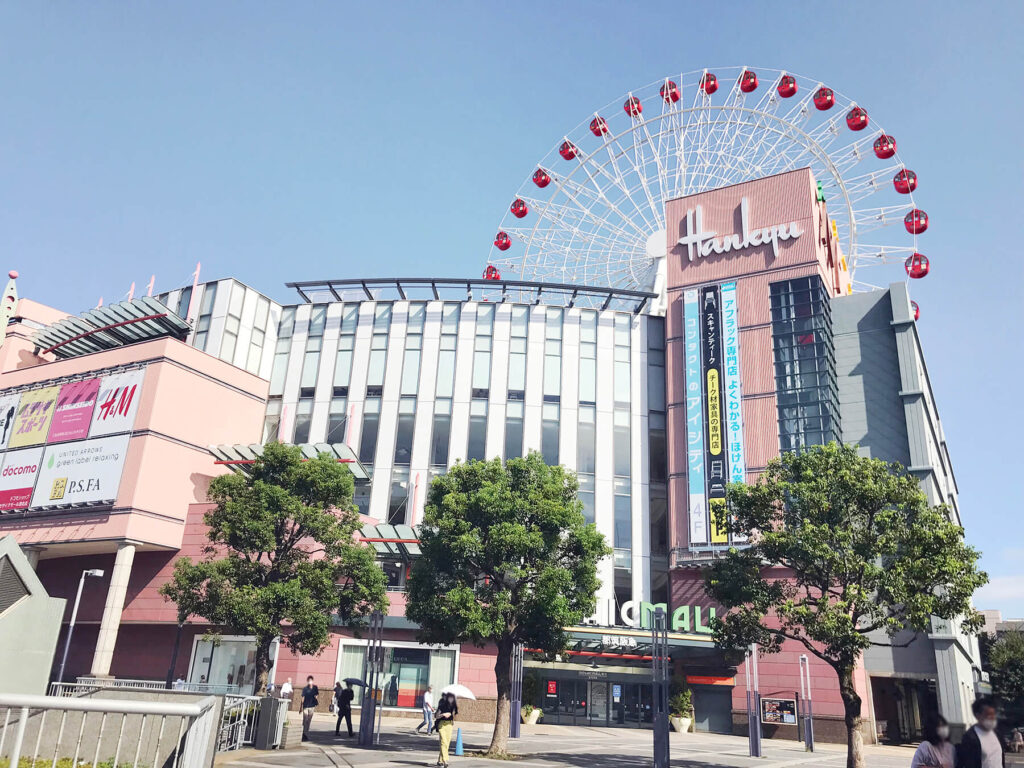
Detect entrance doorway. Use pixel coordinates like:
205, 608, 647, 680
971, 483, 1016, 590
691, 687, 733, 733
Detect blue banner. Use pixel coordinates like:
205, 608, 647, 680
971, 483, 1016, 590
683, 290, 707, 545
720, 282, 746, 543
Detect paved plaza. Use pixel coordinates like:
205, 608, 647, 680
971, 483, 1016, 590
218, 713, 931, 768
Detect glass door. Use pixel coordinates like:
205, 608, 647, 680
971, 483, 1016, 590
588, 681, 609, 726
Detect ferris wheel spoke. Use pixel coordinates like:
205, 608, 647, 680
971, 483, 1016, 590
611, 130, 665, 228
543, 172, 651, 241
573, 144, 660, 234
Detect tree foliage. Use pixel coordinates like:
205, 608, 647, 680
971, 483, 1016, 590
988, 631, 1024, 727
406, 453, 609, 754
704, 442, 986, 768
160, 442, 387, 693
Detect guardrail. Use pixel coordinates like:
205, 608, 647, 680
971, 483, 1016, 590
0, 692, 218, 768
218, 694, 263, 751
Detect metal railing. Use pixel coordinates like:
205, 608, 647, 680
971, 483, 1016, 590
218, 695, 262, 752
55, 676, 248, 696
0, 692, 218, 768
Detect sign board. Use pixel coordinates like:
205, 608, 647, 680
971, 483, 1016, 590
90, 369, 145, 437
677, 197, 803, 263
48, 378, 100, 443
0, 393, 20, 450
546, 681, 557, 696
0, 446, 44, 511
686, 675, 734, 687
683, 290, 707, 544
720, 282, 746, 543
701, 285, 728, 544
31, 434, 131, 508
760, 697, 798, 725
612, 684, 621, 703
9, 386, 60, 448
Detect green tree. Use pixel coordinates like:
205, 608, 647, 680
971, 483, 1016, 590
160, 442, 387, 694
704, 442, 986, 768
988, 631, 1024, 727
406, 453, 609, 756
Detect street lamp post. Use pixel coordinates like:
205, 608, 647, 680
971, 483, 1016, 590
55, 569, 104, 684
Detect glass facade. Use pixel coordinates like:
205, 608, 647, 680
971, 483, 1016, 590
770, 276, 841, 452
336, 643, 456, 710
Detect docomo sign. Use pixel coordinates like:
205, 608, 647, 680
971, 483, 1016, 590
678, 197, 804, 262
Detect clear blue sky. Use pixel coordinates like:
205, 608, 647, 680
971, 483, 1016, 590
2, 3, 1022, 613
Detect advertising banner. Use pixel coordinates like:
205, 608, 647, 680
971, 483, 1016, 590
48, 378, 101, 443
90, 369, 145, 437
0, 446, 44, 511
760, 697, 798, 725
0, 393, 20, 450
9, 386, 60, 448
31, 434, 131, 508
700, 286, 729, 544
720, 282, 746, 543
683, 290, 708, 545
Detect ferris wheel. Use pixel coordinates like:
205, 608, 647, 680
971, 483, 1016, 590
486, 66, 930, 303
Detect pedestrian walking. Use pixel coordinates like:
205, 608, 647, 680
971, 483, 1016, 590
434, 692, 458, 767
416, 684, 435, 735
301, 676, 319, 741
279, 677, 293, 704
911, 715, 954, 768
335, 681, 354, 737
956, 697, 1002, 768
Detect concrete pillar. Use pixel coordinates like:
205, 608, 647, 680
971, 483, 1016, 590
20, 545, 44, 570
90, 541, 137, 677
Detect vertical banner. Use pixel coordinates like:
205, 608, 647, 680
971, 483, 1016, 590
701, 286, 729, 544
683, 291, 707, 545
720, 282, 746, 543
0, 393, 20, 450
9, 386, 60, 448
48, 378, 100, 443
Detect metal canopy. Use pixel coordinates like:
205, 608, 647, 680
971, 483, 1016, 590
208, 442, 369, 481
359, 523, 421, 559
32, 297, 191, 359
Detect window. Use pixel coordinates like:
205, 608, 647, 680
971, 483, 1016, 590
544, 308, 562, 399
353, 480, 371, 516
193, 283, 217, 351
614, 479, 632, 550
333, 305, 359, 388
176, 286, 193, 319
541, 403, 559, 465
649, 412, 667, 484
367, 305, 392, 388
504, 401, 524, 460
431, 400, 452, 467
614, 408, 630, 477
578, 473, 595, 525
614, 314, 631, 405
507, 305, 528, 393
436, 304, 460, 398
577, 406, 596, 474
300, 305, 327, 390
293, 398, 313, 444
327, 397, 347, 443
467, 400, 487, 461
247, 297, 270, 374
359, 398, 381, 465
579, 311, 597, 403
472, 305, 494, 392
269, 308, 295, 396
220, 283, 245, 364
263, 398, 282, 442
400, 303, 425, 396
394, 398, 415, 465
387, 468, 411, 526
650, 491, 668, 556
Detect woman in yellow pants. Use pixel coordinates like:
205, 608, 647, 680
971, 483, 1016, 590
434, 692, 458, 767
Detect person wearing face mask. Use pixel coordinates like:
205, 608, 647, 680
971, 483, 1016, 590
912, 715, 954, 768
957, 697, 1003, 768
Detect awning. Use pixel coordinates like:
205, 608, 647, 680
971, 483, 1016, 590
360, 523, 421, 559
208, 442, 370, 481
33, 297, 191, 359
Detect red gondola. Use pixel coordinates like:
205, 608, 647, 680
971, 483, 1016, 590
873, 134, 897, 159
904, 253, 929, 279
739, 70, 758, 93
533, 169, 551, 188
624, 96, 642, 117
777, 75, 797, 98
494, 232, 511, 251
846, 106, 868, 131
904, 209, 928, 234
700, 73, 718, 95
590, 116, 609, 137
660, 80, 680, 103
893, 169, 917, 194
483, 265, 502, 281
813, 87, 835, 110
559, 140, 578, 161
911, 301, 920, 321
510, 199, 528, 219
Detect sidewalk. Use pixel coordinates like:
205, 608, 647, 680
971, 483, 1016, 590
218, 712, 927, 768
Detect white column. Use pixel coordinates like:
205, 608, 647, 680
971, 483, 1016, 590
20, 545, 43, 570
90, 541, 137, 677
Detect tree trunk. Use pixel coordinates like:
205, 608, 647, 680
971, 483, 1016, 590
253, 636, 274, 696
487, 638, 513, 755
838, 667, 864, 768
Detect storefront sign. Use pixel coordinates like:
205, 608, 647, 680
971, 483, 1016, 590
686, 675, 734, 687
683, 291, 707, 545
720, 282, 746, 543
0, 446, 44, 511
701, 286, 729, 544
48, 378, 100, 443
90, 369, 145, 437
612, 684, 621, 702
0, 393, 19, 450
760, 697, 798, 725
9, 386, 60, 448
677, 197, 803, 262
620, 601, 715, 634
546, 681, 557, 695
31, 434, 131, 508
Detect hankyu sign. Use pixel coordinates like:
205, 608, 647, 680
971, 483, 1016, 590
0, 446, 43, 511
31, 434, 131, 508
678, 197, 803, 262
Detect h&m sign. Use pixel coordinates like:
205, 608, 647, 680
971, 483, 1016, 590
620, 601, 716, 634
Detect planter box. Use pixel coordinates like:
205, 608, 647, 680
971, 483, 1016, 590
521, 709, 542, 726
670, 716, 692, 734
